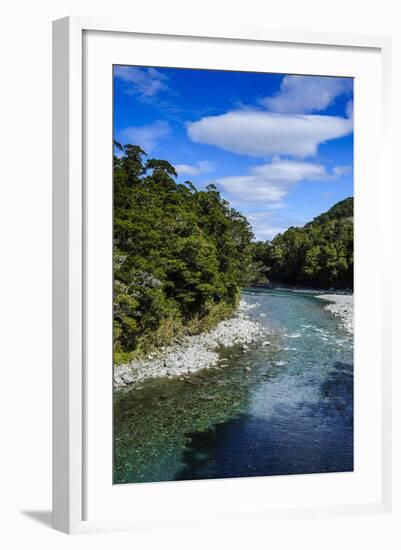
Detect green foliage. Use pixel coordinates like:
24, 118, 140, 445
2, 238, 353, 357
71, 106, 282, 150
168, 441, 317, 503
247, 241, 271, 284
252, 198, 354, 289
306, 197, 354, 225
113, 145, 254, 363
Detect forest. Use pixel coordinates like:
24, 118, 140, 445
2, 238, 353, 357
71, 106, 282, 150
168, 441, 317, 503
113, 143, 254, 363
113, 144, 353, 364
250, 197, 354, 289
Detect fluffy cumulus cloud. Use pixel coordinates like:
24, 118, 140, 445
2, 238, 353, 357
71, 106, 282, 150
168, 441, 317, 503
117, 121, 170, 153
261, 75, 353, 114
187, 111, 352, 158
174, 160, 217, 177
216, 158, 341, 207
114, 66, 169, 100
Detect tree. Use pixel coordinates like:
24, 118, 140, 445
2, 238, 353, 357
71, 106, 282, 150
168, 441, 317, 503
252, 198, 353, 289
113, 144, 254, 363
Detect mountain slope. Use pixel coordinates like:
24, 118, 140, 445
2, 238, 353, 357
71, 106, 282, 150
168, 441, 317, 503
252, 197, 354, 289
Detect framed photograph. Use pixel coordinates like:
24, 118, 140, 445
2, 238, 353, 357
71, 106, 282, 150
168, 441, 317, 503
53, 17, 392, 533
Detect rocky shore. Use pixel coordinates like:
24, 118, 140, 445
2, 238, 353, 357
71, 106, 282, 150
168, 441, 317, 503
114, 300, 265, 388
317, 294, 353, 335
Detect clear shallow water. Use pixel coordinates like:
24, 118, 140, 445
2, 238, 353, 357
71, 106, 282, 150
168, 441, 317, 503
114, 288, 353, 483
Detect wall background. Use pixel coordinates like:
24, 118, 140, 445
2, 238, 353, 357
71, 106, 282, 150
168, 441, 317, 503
0, 1, 399, 548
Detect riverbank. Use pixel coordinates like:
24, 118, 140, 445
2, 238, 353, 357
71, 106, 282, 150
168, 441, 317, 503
316, 294, 353, 335
114, 287, 354, 483
114, 300, 265, 388
254, 283, 353, 295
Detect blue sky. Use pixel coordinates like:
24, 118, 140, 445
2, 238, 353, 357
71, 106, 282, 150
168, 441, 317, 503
114, 66, 353, 240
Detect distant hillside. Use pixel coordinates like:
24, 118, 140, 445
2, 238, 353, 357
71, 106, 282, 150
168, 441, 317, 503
250, 197, 353, 289
306, 197, 354, 226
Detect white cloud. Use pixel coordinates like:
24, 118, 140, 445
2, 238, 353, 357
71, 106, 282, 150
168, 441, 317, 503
333, 165, 352, 177
244, 210, 303, 240
246, 211, 283, 239
346, 100, 354, 120
261, 75, 352, 114
216, 158, 349, 238
216, 158, 329, 206
187, 110, 352, 158
118, 121, 170, 153
252, 224, 287, 240
174, 164, 198, 176
114, 66, 168, 100
175, 160, 217, 176
253, 225, 287, 240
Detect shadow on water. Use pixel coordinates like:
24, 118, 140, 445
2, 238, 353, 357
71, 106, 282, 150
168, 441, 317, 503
113, 341, 281, 484
320, 361, 354, 428
176, 361, 353, 481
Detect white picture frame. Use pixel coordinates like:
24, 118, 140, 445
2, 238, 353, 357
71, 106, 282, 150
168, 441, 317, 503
52, 16, 392, 534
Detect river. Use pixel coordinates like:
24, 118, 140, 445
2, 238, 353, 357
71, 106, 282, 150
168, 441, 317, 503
113, 288, 353, 483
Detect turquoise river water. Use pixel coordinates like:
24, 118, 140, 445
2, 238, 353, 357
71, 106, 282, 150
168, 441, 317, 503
113, 288, 353, 483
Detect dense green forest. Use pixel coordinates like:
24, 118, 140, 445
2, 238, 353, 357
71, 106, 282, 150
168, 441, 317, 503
113, 143, 254, 363
113, 144, 353, 364
250, 197, 354, 289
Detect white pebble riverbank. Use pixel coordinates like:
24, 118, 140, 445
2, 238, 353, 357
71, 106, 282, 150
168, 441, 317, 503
316, 294, 353, 335
114, 300, 264, 387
